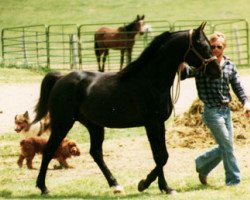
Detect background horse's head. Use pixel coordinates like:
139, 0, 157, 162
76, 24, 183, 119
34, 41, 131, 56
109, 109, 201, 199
184, 22, 222, 79
126, 15, 145, 35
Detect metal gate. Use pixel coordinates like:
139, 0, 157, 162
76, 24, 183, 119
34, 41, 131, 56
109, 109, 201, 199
1, 25, 47, 67
1, 19, 249, 70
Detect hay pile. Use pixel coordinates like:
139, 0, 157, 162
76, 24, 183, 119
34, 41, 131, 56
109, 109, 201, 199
166, 95, 250, 149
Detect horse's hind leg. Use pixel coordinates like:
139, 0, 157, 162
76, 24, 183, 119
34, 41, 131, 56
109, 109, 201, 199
36, 117, 74, 195
95, 49, 102, 72
84, 120, 123, 194
138, 119, 175, 194
101, 50, 109, 72
126, 48, 132, 65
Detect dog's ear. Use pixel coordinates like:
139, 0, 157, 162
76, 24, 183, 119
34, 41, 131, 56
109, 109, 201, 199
68, 141, 76, 148
24, 111, 29, 119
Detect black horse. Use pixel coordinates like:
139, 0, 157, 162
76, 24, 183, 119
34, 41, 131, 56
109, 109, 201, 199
33, 22, 221, 195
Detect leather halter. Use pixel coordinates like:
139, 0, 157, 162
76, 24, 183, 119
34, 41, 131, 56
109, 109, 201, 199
183, 29, 217, 72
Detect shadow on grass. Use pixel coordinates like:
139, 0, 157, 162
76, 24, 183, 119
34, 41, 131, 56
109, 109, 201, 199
1, 184, 224, 199
4, 192, 161, 200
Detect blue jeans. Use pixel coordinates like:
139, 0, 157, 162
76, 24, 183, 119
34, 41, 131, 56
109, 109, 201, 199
195, 105, 241, 185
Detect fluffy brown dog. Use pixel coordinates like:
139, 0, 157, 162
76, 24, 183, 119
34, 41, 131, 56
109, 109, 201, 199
17, 137, 80, 169
15, 111, 50, 137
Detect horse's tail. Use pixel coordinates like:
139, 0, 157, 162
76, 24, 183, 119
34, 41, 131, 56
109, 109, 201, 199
33, 72, 62, 124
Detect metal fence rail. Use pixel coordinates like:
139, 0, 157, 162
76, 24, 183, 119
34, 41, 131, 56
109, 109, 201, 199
1, 19, 249, 71
1, 25, 47, 67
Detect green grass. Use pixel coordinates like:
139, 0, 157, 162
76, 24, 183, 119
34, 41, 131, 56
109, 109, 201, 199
1, 129, 250, 199
1, 0, 250, 31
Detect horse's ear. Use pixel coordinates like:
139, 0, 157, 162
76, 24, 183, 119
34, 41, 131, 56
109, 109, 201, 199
193, 22, 207, 38
141, 15, 145, 20
136, 15, 140, 20
197, 22, 207, 32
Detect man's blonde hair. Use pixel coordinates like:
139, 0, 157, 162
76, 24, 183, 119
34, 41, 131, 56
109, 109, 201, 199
209, 32, 226, 47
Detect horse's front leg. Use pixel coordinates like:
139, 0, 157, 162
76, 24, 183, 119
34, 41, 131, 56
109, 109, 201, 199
101, 50, 109, 72
138, 119, 175, 194
85, 121, 124, 194
120, 49, 125, 70
126, 48, 132, 65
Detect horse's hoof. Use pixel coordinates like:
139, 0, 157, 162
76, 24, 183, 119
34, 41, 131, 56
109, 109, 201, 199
162, 188, 177, 195
168, 189, 177, 195
112, 185, 125, 194
138, 179, 146, 192
41, 189, 49, 195
39, 187, 49, 195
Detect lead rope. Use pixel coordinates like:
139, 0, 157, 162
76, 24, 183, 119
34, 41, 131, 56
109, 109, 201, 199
171, 67, 181, 116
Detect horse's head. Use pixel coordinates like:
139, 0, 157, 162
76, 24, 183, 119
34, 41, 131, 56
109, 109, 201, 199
135, 15, 145, 35
183, 22, 222, 79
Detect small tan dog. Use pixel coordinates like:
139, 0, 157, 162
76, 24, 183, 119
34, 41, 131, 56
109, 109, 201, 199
14, 111, 50, 137
17, 136, 81, 169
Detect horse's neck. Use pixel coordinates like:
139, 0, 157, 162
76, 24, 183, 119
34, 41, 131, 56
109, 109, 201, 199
146, 33, 187, 90
119, 26, 137, 36
118, 31, 187, 90
149, 59, 180, 92
122, 23, 136, 33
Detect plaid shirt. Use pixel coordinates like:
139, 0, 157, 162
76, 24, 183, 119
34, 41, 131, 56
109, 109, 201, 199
181, 58, 248, 108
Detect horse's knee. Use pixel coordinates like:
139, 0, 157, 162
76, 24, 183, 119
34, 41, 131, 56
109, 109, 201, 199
156, 152, 168, 167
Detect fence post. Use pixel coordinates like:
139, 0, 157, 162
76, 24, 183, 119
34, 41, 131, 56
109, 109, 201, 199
73, 34, 79, 69
232, 26, 242, 65
69, 34, 73, 69
22, 27, 28, 65
35, 32, 40, 66
1, 29, 5, 65
245, 20, 250, 67
46, 26, 50, 69
78, 26, 82, 69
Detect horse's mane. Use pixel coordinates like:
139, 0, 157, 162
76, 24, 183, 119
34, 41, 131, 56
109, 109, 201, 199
122, 20, 138, 32
118, 31, 172, 79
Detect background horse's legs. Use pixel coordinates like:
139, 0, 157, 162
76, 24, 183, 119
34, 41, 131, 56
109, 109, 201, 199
95, 49, 102, 72
120, 49, 125, 70
126, 48, 132, 66
101, 50, 109, 72
36, 117, 75, 195
138, 119, 174, 194
84, 121, 122, 193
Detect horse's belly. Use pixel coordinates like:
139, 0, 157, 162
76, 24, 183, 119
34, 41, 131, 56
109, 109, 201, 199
79, 101, 143, 128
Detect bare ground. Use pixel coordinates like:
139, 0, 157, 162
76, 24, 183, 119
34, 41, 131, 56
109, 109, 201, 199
1, 75, 250, 196
0, 76, 250, 134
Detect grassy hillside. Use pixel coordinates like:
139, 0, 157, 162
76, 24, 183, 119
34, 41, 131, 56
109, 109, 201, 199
1, 0, 250, 30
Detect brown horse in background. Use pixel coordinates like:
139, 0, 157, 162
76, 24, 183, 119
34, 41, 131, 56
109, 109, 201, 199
94, 15, 145, 72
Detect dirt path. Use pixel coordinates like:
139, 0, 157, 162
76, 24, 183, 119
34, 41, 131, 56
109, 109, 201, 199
0, 76, 250, 134
0, 83, 40, 133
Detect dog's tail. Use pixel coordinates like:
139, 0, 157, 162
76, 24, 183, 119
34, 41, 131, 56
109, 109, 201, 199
33, 72, 62, 124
